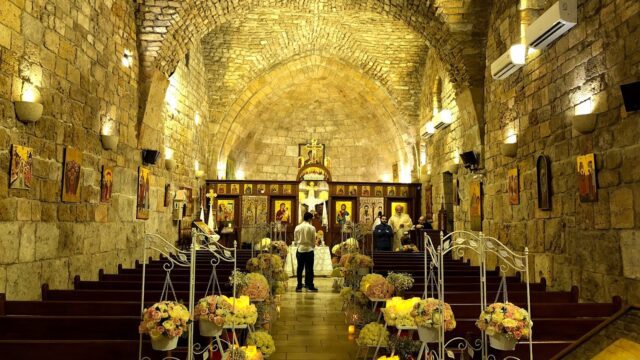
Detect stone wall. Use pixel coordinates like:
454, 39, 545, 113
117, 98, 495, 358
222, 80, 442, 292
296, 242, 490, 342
0, 0, 206, 300
422, 0, 640, 303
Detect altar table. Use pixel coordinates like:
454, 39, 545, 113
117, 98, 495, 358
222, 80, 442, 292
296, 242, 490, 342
285, 245, 333, 276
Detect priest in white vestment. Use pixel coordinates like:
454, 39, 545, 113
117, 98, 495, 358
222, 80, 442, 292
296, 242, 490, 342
388, 205, 413, 250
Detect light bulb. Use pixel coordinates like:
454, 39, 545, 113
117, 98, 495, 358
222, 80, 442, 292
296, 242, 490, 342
195, 160, 200, 172
22, 84, 39, 102
440, 109, 453, 124
575, 98, 593, 116
510, 44, 527, 65
425, 121, 436, 134
505, 132, 517, 144
195, 112, 201, 125
165, 148, 174, 160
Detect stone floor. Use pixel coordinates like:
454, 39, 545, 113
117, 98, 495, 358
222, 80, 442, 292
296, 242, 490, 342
270, 277, 358, 359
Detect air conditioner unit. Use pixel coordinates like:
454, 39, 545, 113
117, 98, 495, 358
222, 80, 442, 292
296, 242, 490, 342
525, 0, 577, 50
491, 45, 527, 80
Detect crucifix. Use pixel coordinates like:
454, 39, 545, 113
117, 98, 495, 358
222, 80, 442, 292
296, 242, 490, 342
307, 138, 323, 164
206, 189, 217, 231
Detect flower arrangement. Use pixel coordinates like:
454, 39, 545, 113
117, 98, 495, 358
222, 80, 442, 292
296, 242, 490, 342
389, 337, 423, 359
330, 267, 343, 277
377, 356, 399, 360
247, 254, 284, 278
357, 322, 389, 347
386, 272, 414, 294
270, 240, 288, 257
360, 274, 395, 299
332, 239, 359, 256
195, 295, 225, 325
240, 273, 270, 301
340, 254, 374, 271
340, 287, 369, 306
225, 346, 263, 360
395, 244, 419, 252
476, 302, 532, 340
139, 301, 191, 340
411, 298, 456, 331
247, 330, 276, 357
229, 270, 248, 288
220, 295, 258, 326
382, 297, 421, 327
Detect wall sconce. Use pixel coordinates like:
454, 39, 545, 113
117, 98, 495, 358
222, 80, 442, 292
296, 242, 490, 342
165, 148, 176, 171
235, 169, 245, 180
573, 98, 597, 134
100, 115, 119, 150
500, 134, 518, 158
195, 160, 205, 179
121, 49, 133, 68
194, 112, 201, 125
440, 109, 454, 124
14, 84, 43, 123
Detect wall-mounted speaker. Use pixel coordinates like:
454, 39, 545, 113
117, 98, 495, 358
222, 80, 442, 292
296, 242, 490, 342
142, 149, 160, 165
621, 81, 640, 112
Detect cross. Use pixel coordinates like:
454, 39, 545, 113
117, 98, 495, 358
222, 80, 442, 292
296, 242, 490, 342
307, 138, 323, 161
206, 189, 217, 201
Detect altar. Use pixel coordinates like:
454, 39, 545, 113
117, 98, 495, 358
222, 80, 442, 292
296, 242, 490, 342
284, 245, 333, 277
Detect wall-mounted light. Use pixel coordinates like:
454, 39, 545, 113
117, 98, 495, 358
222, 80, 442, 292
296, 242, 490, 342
165, 148, 176, 171
500, 133, 518, 158
100, 115, 119, 150
424, 121, 436, 135
217, 162, 226, 180
14, 83, 43, 123
121, 49, 133, 68
510, 44, 527, 65
195, 160, 205, 179
573, 98, 596, 134
236, 169, 245, 180
440, 109, 454, 124
381, 173, 392, 183
195, 112, 201, 125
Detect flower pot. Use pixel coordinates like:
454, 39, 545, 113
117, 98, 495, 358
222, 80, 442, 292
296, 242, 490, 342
489, 333, 517, 351
357, 267, 369, 276
199, 319, 223, 337
100, 134, 119, 150
417, 326, 439, 343
151, 335, 179, 351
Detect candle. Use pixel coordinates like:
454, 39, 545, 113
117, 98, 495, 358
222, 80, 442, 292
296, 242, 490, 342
348, 325, 355, 335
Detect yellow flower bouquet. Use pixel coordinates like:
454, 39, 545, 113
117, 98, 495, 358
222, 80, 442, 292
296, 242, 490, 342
476, 302, 533, 351
382, 297, 421, 327
139, 301, 191, 350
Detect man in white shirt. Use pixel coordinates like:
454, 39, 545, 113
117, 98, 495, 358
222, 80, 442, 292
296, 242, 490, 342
294, 212, 318, 292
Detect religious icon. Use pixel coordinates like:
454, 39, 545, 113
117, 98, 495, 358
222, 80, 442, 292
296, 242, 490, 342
100, 166, 113, 202
181, 186, 193, 216
392, 163, 399, 183
217, 183, 226, 195
242, 196, 268, 225
298, 139, 325, 168
336, 185, 345, 195
348, 186, 358, 196
374, 186, 383, 197
361, 186, 371, 197
273, 200, 292, 224
425, 185, 433, 221
244, 184, 253, 195
216, 199, 235, 227
257, 184, 266, 194
283, 184, 293, 195
230, 183, 240, 194
400, 186, 409, 197
537, 155, 551, 210
470, 179, 482, 231
335, 200, 352, 225
62, 147, 82, 202
359, 197, 383, 230
577, 153, 598, 202
164, 184, 172, 208
508, 168, 519, 205
387, 186, 396, 197
270, 184, 279, 194
136, 167, 151, 219
9, 144, 33, 190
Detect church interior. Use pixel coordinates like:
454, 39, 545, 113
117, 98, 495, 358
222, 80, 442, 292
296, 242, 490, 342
1, 0, 640, 359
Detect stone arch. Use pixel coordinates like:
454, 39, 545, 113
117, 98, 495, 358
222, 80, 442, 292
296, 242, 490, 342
213, 54, 413, 180
137, 0, 473, 90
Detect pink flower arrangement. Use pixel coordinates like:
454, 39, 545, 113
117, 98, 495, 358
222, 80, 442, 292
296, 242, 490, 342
139, 301, 191, 339
240, 273, 270, 301
340, 254, 374, 271
476, 302, 532, 340
195, 295, 226, 326
410, 298, 456, 331
360, 274, 395, 299
270, 240, 288, 257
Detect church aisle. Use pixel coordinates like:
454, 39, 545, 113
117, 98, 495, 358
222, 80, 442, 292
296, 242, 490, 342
270, 278, 357, 360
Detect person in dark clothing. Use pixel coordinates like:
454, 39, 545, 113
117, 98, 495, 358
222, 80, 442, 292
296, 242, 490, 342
373, 216, 393, 251
414, 216, 433, 230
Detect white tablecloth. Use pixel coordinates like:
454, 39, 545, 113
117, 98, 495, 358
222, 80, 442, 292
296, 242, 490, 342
285, 246, 333, 276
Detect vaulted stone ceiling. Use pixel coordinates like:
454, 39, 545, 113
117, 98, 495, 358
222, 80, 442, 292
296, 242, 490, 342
135, 0, 492, 181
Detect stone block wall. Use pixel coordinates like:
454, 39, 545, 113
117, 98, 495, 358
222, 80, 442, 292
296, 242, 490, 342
0, 0, 206, 300
481, 0, 640, 303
